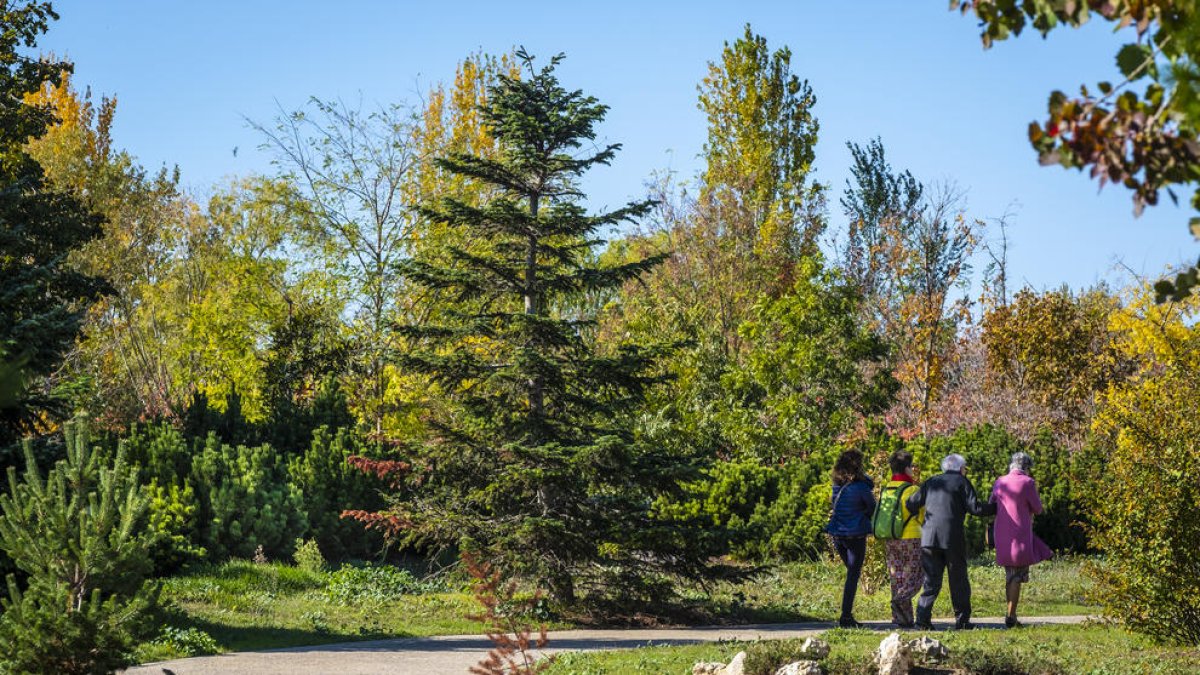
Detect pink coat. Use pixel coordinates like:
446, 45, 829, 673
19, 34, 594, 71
990, 469, 1054, 567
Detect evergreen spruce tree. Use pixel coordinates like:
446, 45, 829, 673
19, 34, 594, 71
356, 51, 734, 605
0, 2, 109, 447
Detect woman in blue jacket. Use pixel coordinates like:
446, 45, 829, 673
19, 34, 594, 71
826, 449, 876, 628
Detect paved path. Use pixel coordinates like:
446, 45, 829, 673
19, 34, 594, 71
125, 615, 1091, 675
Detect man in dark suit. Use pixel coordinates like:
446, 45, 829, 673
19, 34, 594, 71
905, 453, 996, 630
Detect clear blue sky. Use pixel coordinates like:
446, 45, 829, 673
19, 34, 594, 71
43, 1, 1194, 292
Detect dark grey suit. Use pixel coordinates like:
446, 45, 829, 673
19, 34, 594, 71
906, 470, 996, 627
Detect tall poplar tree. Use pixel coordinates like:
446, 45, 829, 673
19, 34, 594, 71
353, 51, 730, 605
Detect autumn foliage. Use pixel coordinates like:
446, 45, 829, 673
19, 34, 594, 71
463, 552, 552, 675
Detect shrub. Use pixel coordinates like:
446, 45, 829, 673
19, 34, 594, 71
190, 433, 307, 560
293, 538, 326, 573
1087, 290, 1200, 645
324, 563, 441, 604
0, 423, 159, 674
145, 480, 206, 572
150, 626, 219, 657
287, 426, 383, 560
0, 578, 157, 675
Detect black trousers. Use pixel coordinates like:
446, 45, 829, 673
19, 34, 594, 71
915, 546, 972, 626
833, 536, 867, 620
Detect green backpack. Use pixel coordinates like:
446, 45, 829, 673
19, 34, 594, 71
872, 482, 917, 540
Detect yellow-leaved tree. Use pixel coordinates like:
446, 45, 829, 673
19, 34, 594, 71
1090, 286, 1200, 645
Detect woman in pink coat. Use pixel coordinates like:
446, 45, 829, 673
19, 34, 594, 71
990, 452, 1053, 628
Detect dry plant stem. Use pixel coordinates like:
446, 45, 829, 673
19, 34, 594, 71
464, 552, 552, 675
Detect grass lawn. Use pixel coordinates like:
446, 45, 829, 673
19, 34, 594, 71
707, 552, 1095, 624
546, 623, 1200, 674
135, 560, 549, 661
137, 554, 1096, 662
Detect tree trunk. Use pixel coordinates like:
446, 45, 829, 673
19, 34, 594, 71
526, 193, 543, 422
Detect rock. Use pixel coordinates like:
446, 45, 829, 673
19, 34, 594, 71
799, 637, 831, 659
873, 632, 913, 675
774, 660, 823, 675
692, 663, 725, 675
722, 651, 747, 675
907, 635, 949, 661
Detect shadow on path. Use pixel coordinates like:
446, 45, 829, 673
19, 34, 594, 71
124, 615, 1093, 675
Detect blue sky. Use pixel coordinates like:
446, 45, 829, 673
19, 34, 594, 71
43, 1, 1194, 292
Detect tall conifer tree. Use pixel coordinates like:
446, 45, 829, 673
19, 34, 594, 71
0, 2, 108, 447
354, 51, 730, 604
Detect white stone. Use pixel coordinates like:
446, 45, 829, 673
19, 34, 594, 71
873, 632, 913, 675
692, 663, 725, 675
774, 660, 823, 675
799, 637, 831, 659
907, 635, 949, 661
722, 651, 747, 675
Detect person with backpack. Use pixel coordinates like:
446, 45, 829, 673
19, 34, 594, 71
825, 449, 876, 628
990, 452, 1053, 628
873, 450, 925, 628
905, 453, 996, 630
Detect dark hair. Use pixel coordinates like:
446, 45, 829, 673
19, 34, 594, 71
889, 450, 914, 475
832, 449, 866, 486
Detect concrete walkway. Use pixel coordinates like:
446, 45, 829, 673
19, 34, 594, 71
125, 615, 1091, 675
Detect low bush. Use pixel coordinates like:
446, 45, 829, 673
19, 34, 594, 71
149, 626, 219, 657
293, 538, 326, 573
324, 563, 443, 604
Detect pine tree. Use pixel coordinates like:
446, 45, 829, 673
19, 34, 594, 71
350, 51, 730, 606
0, 2, 109, 446
0, 421, 157, 674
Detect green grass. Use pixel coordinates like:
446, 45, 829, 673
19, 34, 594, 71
546, 624, 1200, 674
139, 554, 1096, 662
138, 560, 526, 660
700, 552, 1095, 624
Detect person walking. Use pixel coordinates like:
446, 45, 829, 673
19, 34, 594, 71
991, 451, 1053, 628
875, 450, 925, 628
905, 453, 996, 630
826, 449, 875, 628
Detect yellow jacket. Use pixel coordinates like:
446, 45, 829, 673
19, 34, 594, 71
885, 479, 925, 540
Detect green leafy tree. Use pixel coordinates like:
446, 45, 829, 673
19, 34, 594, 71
0, 2, 109, 445
350, 51, 736, 605
0, 421, 158, 673
837, 137, 924, 328
602, 27, 833, 470
253, 96, 423, 437
733, 257, 897, 455
697, 23, 825, 269
952, 1, 1200, 300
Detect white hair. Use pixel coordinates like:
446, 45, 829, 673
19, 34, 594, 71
941, 454, 966, 472
1010, 452, 1033, 474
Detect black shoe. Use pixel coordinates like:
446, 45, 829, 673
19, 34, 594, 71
954, 621, 976, 630
838, 617, 864, 629
913, 621, 935, 631
1005, 616, 1021, 629
894, 621, 916, 629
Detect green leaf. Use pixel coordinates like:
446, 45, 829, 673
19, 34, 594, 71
1116, 43, 1155, 81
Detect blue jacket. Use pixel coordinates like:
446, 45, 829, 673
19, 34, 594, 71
826, 477, 876, 537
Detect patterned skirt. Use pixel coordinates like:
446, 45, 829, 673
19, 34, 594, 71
885, 538, 923, 624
